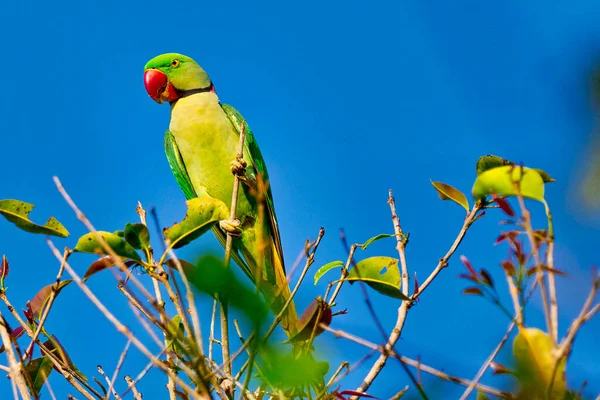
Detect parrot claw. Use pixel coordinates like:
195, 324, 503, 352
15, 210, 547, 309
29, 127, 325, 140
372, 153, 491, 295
219, 218, 242, 237
230, 158, 247, 177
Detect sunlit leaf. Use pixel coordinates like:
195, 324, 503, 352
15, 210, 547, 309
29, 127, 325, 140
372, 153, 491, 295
513, 327, 566, 400
346, 257, 409, 300
124, 223, 150, 250
361, 233, 398, 250
0, 199, 69, 238
460, 255, 478, 281
313, 261, 344, 285
472, 166, 545, 202
25, 356, 53, 394
74, 232, 142, 262
29, 280, 73, 318
82, 256, 138, 282
430, 181, 469, 212
163, 197, 229, 249
287, 297, 332, 343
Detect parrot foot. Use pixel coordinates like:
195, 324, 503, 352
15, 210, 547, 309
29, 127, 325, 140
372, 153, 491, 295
219, 218, 242, 237
230, 158, 247, 177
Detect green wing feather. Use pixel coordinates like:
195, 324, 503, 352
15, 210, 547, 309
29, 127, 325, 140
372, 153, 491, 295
164, 129, 252, 277
220, 103, 286, 272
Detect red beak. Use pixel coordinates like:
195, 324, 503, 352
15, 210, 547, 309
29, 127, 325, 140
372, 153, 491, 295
144, 69, 168, 103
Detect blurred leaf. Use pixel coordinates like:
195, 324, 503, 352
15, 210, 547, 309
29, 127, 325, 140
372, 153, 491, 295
526, 265, 568, 278
513, 327, 565, 400
26, 356, 53, 395
472, 166, 545, 202
430, 181, 469, 212
501, 260, 517, 277
74, 232, 142, 262
475, 392, 491, 400
287, 297, 332, 343
475, 155, 513, 175
492, 195, 516, 217
29, 280, 73, 318
460, 255, 478, 281
186, 255, 268, 326
82, 256, 138, 282
495, 231, 519, 245
346, 257, 409, 300
259, 347, 329, 391
163, 197, 228, 249
0, 199, 69, 238
314, 261, 344, 285
164, 258, 196, 275
361, 233, 398, 250
490, 361, 513, 375
124, 223, 150, 251
462, 287, 483, 296
480, 269, 494, 288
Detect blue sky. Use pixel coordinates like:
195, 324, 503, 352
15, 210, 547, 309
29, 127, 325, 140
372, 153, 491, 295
1, 0, 599, 398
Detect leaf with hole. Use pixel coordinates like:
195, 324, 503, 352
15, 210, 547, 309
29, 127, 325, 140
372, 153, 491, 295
0, 199, 69, 238
346, 256, 409, 300
313, 261, 344, 285
74, 232, 142, 262
472, 166, 546, 202
431, 181, 469, 212
163, 197, 229, 249
513, 327, 565, 400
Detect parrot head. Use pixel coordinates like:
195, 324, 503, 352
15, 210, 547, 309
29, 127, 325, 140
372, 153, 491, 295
143, 53, 213, 103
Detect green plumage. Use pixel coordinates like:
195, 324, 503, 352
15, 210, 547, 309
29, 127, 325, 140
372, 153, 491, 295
145, 53, 298, 336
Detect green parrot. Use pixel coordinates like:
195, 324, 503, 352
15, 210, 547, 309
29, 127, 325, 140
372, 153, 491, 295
143, 53, 298, 337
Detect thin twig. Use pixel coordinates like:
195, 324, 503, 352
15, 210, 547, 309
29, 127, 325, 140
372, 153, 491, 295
46, 240, 206, 400
220, 120, 247, 386
324, 325, 509, 398
460, 320, 516, 399
0, 313, 31, 400
106, 340, 131, 400
98, 366, 120, 400
124, 376, 143, 400
25, 248, 69, 358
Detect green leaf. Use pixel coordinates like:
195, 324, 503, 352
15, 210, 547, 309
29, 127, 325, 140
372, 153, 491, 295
124, 223, 150, 250
430, 181, 469, 212
29, 280, 73, 318
313, 261, 344, 285
259, 347, 329, 391
513, 327, 566, 400
472, 166, 545, 202
73, 232, 142, 262
0, 199, 69, 238
286, 297, 332, 343
475, 155, 513, 175
361, 233, 398, 250
186, 255, 268, 326
346, 256, 410, 300
163, 197, 229, 249
534, 168, 556, 183
26, 356, 53, 394
43, 335, 86, 379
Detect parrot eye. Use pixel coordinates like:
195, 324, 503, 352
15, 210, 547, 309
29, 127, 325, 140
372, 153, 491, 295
171, 59, 180, 68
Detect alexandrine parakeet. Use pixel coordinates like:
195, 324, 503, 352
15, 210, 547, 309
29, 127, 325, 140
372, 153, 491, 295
143, 53, 298, 337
